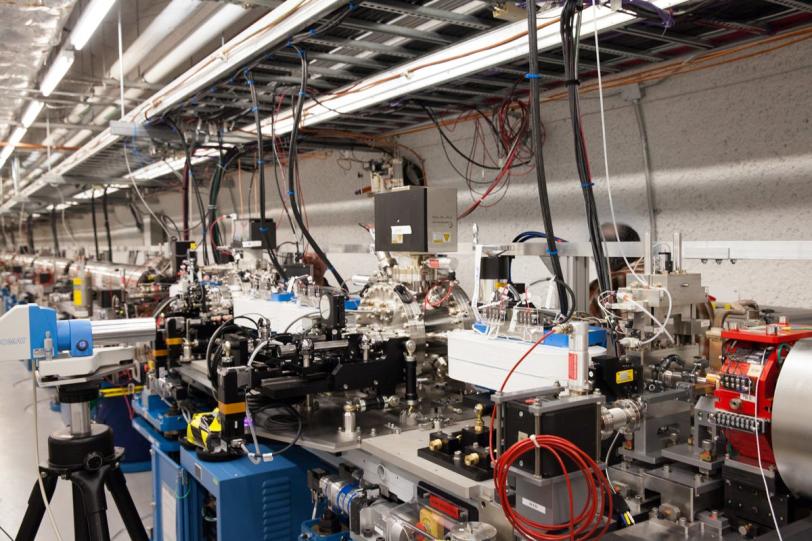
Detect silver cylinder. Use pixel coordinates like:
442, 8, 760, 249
567, 321, 590, 393
70, 402, 92, 437
91, 317, 156, 346
771, 339, 812, 498
601, 399, 644, 438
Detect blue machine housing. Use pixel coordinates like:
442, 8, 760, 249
173, 445, 327, 541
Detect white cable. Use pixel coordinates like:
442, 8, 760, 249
754, 349, 784, 540
592, 6, 645, 286
31, 369, 65, 541
123, 144, 173, 239
625, 294, 674, 345
248, 340, 270, 367
604, 430, 622, 489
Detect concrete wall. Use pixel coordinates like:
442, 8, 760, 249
30, 37, 812, 307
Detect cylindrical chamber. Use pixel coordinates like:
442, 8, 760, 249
771, 339, 812, 498
601, 398, 644, 438
567, 321, 590, 393
91, 317, 156, 346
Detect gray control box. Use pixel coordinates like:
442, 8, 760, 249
374, 186, 457, 253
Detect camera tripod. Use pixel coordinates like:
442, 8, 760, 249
16, 382, 149, 541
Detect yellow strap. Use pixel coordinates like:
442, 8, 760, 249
218, 401, 246, 415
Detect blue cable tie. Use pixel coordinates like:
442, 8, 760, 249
288, 190, 295, 196
308, 28, 317, 36
348, 2, 357, 10
546, 248, 558, 256
581, 182, 594, 189
259, 226, 268, 233
256, 159, 265, 165
250, 106, 258, 113
298, 91, 307, 97
525, 73, 542, 79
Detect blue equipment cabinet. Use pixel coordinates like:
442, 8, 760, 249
175, 444, 325, 541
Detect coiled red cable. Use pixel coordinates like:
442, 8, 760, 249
486, 329, 613, 539
493, 434, 613, 540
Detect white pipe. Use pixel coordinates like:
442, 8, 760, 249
109, 0, 203, 80
144, 4, 248, 84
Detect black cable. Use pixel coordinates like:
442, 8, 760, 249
246, 72, 289, 280
269, 87, 302, 253
528, 0, 570, 317
91, 192, 100, 259
102, 187, 113, 262
164, 117, 209, 264
208, 138, 242, 264
560, 0, 612, 294
161, 214, 181, 238
151, 295, 178, 318
129, 202, 144, 233
287, 48, 347, 292
0, 524, 13, 541
205, 316, 258, 387
419, 104, 504, 171
266, 405, 302, 456
26, 214, 34, 253
49, 208, 60, 255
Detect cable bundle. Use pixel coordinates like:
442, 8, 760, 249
560, 0, 612, 294
494, 434, 613, 541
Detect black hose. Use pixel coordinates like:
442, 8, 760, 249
527, 1, 570, 317
91, 192, 100, 260
102, 187, 113, 262
26, 214, 34, 253
151, 295, 178, 318
287, 49, 347, 291
164, 117, 209, 263
50, 208, 60, 255
560, 0, 612, 294
245, 75, 288, 280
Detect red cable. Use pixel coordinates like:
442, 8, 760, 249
486, 329, 614, 539
494, 434, 612, 540
488, 329, 555, 462
424, 282, 454, 309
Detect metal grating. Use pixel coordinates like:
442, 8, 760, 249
19, 0, 812, 214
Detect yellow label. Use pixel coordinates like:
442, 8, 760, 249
190, 242, 197, 250
73, 277, 82, 286
165, 337, 183, 346
73, 291, 82, 307
616, 369, 635, 384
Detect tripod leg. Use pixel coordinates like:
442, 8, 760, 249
15, 470, 58, 541
72, 468, 111, 541
73, 483, 89, 541
105, 466, 149, 541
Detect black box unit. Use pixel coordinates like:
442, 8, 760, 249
171, 240, 195, 276
374, 186, 457, 253
232, 219, 276, 250
503, 400, 601, 478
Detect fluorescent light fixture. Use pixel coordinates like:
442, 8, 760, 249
127, 151, 217, 181
37, 0, 345, 195
50, 201, 78, 211
70, 0, 116, 51
73, 185, 126, 200
21, 100, 45, 128
144, 4, 246, 84
40, 49, 75, 97
250, 0, 692, 137
110, 0, 201, 79
7, 127, 27, 146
